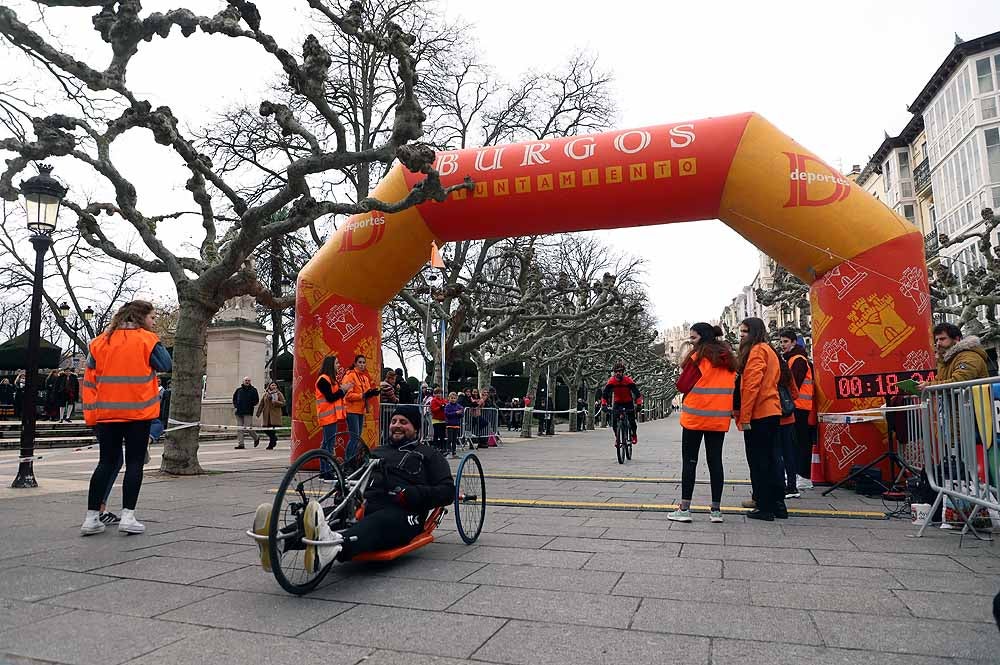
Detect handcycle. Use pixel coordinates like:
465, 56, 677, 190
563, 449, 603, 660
247, 446, 486, 595
610, 404, 635, 464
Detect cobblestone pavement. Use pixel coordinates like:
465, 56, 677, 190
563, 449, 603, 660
0, 417, 998, 664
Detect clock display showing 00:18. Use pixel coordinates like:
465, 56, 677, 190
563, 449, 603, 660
834, 369, 937, 399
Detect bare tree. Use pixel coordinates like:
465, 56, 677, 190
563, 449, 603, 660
0, 1, 470, 474
930, 207, 1000, 345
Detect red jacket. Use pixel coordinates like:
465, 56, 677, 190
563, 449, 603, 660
602, 375, 641, 405
429, 396, 447, 421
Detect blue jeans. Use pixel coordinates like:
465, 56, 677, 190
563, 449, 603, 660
345, 413, 364, 463
320, 422, 339, 479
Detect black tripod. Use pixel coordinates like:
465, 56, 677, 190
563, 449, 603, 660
822, 398, 920, 497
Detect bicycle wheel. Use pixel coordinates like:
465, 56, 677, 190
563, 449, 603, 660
625, 440, 633, 460
454, 453, 486, 544
269, 449, 346, 595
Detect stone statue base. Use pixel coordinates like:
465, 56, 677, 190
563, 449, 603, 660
201, 321, 269, 430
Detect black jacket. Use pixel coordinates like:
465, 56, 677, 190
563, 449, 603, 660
395, 379, 414, 405
365, 438, 454, 518
232, 384, 260, 415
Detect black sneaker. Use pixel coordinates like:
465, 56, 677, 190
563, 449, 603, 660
99, 511, 121, 525
746, 509, 775, 522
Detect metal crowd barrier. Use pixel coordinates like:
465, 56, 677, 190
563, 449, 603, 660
915, 376, 1000, 538
379, 403, 434, 446
461, 407, 502, 448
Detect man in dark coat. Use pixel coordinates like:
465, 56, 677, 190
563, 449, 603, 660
232, 376, 260, 449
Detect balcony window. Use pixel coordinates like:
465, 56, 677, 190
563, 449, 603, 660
983, 96, 998, 120
978, 57, 994, 94
898, 151, 910, 178
903, 204, 915, 223
987, 127, 1000, 183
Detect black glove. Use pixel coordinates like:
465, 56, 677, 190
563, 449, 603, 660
388, 485, 423, 510
364, 388, 380, 399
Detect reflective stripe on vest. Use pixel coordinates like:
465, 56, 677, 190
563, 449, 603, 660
790, 356, 814, 410
679, 354, 735, 432
315, 374, 347, 426
82, 328, 160, 423
681, 405, 733, 418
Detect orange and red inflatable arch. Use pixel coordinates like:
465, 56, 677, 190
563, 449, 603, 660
292, 112, 933, 482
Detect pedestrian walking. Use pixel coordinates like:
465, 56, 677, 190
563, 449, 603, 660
232, 376, 260, 449
735, 317, 786, 522
256, 380, 286, 450
779, 329, 816, 491
315, 355, 350, 480
342, 354, 380, 467
0, 378, 14, 419
80, 300, 171, 535
508, 397, 521, 431
669, 323, 736, 524
58, 368, 79, 422
44, 369, 60, 421
13, 371, 25, 419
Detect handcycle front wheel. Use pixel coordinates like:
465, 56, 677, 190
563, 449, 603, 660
454, 453, 486, 544
269, 448, 346, 596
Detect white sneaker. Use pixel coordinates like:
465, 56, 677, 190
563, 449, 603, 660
118, 509, 145, 535
709, 510, 724, 523
80, 510, 105, 536
303, 500, 342, 572
252, 503, 272, 572
797, 475, 814, 490
667, 509, 693, 523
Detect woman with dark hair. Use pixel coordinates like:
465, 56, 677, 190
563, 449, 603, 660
668, 323, 736, 524
777, 356, 800, 499
81, 300, 171, 535
315, 355, 352, 481
735, 317, 785, 522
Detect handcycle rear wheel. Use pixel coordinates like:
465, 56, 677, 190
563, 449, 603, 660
269, 448, 346, 595
454, 453, 486, 544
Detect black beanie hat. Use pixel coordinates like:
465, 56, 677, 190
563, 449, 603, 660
391, 404, 421, 431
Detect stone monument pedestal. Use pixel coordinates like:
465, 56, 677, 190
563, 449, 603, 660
201, 320, 269, 429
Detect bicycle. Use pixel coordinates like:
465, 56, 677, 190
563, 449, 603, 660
247, 448, 486, 596
610, 404, 634, 464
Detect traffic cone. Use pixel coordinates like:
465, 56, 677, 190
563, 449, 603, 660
810, 439, 827, 485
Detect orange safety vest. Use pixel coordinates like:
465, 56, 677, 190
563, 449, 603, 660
680, 353, 736, 432
315, 374, 347, 426
82, 328, 160, 424
343, 368, 373, 415
789, 355, 814, 411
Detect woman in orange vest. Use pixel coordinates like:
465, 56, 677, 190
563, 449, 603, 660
779, 328, 815, 491
669, 323, 736, 524
81, 301, 171, 536
735, 317, 785, 522
342, 354, 380, 465
315, 355, 352, 481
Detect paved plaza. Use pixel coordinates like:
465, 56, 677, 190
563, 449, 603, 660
0, 417, 998, 664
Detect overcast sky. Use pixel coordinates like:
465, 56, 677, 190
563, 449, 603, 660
4, 0, 1000, 366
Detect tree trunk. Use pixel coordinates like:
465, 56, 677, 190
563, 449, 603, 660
570, 380, 581, 431
476, 360, 495, 391
521, 360, 538, 438
161, 298, 212, 475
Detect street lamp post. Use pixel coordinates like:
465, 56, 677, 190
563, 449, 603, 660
12, 164, 67, 489
58, 301, 94, 369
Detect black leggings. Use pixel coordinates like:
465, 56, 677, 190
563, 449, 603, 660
338, 505, 424, 561
681, 428, 725, 503
432, 422, 446, 451
447, 426, 460, 454
87, 420, 151, 511
744, 415, 784, 514
794, 409, 813, 478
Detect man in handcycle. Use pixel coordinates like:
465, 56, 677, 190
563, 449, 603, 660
601, 361, 642, 446
253, 405, 454, 572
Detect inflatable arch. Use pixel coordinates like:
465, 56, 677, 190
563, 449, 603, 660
293, 112, 934, 482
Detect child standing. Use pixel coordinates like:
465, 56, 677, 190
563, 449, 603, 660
429, 387, 447, 453
444, 392, 464, 459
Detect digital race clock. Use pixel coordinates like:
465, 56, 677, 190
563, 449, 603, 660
834, 369, 937, 399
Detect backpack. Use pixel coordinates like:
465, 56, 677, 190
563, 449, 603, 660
777, 383, 795, 418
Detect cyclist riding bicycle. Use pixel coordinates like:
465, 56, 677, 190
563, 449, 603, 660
601, 361, 642, 445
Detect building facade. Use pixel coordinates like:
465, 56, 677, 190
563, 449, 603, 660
854, 30, 1000, 362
